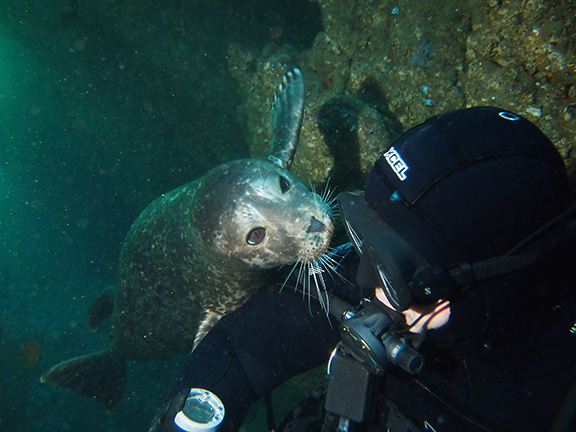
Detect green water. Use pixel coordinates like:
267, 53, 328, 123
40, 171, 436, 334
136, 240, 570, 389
0, 1, 322, 431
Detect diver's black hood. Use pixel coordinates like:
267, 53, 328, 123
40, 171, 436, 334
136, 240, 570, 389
358, 106, 573, 345
363, 107, 571, 269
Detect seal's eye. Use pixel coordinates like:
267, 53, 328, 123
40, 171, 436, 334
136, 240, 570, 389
246, 227, 266, 245
279, 176, 291, 194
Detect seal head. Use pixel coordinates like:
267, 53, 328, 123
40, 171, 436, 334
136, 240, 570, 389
196, 159, 332, 270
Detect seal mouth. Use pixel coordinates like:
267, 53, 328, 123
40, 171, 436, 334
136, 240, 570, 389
278, 183, 339, 314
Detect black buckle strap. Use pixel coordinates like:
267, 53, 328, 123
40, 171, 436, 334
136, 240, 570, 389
449, 254, 538, 287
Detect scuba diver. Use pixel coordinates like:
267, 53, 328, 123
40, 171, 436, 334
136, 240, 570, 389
149, 106, 576, 432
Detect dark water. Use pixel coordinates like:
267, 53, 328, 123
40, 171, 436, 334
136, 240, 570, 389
0, 1, 321, 431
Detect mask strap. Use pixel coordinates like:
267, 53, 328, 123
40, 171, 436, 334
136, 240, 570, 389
448, 255, 537, 287
506, 203, 576, 255
447, 203, 575, 288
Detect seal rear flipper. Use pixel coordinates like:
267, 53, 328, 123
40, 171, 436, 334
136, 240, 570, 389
87, 286, 114, 331
268, 67, 304, 170
40, 349, 126, 410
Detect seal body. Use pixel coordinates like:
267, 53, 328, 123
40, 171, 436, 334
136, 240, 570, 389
41, 67, 333, 409
114, 158, 333, 359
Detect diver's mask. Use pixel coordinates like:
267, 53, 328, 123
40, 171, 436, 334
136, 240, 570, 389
337, 191, 574, 312
338, 191, 454, 311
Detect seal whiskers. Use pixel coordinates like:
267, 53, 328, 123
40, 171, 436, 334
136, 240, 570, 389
281, 242, 350, 316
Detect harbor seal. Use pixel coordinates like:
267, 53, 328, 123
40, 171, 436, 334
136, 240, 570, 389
41, 68, 334, 409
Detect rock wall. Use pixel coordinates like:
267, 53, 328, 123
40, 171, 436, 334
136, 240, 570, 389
230, 0, 576, 187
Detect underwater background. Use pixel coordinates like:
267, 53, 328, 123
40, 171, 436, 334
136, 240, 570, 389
0, 1, 574, 431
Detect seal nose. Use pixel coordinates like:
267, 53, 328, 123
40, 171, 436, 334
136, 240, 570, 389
306, 216, 326, 233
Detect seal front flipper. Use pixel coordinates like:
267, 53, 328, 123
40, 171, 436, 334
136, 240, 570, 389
268, 67, 304, 170
192, 310, 222, 351
40, 348, 126, 410
87, 285, 114, 331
